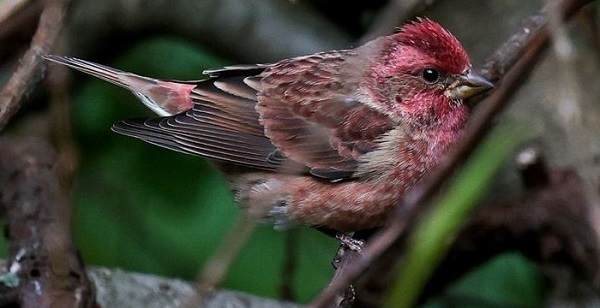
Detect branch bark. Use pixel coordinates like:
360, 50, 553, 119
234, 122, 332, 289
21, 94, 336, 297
0, 0, 69, 131
0, 137, 94, 307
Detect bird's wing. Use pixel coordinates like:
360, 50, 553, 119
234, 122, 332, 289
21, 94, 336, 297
255, 51, 395, 179
113, 52, 396, 181
112, 68, 296, 172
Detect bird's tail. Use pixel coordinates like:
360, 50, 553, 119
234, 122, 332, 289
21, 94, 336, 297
44, 55, 195, 116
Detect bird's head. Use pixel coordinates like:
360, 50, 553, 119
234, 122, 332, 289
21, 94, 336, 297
367, 18, 493, 130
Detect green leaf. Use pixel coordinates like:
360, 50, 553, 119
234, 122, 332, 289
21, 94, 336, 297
433, 252, 545, 307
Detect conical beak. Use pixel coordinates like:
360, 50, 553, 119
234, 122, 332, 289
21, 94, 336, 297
447, 70, 494, 101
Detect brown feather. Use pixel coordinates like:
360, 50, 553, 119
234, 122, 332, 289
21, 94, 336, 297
256, 51, 395, 175
114, 49, 398, 181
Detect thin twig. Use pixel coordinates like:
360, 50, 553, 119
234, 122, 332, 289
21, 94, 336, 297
189, 213, 257, 305
0, 0, 69, 131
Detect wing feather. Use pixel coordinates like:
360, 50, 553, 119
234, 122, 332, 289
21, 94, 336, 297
113, 50, 396, 181
256, 51, 395, 175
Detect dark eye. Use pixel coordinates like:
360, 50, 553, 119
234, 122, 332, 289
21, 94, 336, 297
421, 68, 440, 83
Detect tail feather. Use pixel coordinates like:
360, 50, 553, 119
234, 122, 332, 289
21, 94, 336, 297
44, 55, 140, 91
43, 55, 195, 116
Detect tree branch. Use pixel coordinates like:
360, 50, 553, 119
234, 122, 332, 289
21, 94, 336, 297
0, 137, 94, 307
0, 0, 69, 131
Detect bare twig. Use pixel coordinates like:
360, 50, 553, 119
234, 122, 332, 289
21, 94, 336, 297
190, 213, 256, 305
310, 0, 595, 306
0, 0, 69, 131
481, 0, 592, 82
0, 0, 44, 65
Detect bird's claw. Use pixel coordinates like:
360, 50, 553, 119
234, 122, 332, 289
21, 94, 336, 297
335, 233, 364, 252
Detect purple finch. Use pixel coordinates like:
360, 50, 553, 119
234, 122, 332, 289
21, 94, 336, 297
45, 18, 492, 232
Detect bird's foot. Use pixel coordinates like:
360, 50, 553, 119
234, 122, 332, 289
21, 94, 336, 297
335, 233, 364, 252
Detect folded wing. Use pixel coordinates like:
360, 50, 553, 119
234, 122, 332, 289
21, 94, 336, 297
113, 53, 396, 181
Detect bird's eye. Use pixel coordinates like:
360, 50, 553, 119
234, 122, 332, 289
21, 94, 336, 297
421, 68, 440, 83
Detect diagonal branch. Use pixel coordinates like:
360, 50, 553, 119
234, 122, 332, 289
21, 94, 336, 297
0, 0, 69, 131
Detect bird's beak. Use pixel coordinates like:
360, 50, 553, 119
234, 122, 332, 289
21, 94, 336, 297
447, 70, 494, 101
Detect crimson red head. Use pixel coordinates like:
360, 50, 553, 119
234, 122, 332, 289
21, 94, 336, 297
396, 18, 470, 75
373, 18, 471, 82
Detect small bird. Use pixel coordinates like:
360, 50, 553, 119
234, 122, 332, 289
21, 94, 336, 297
45, 18, 492, 232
